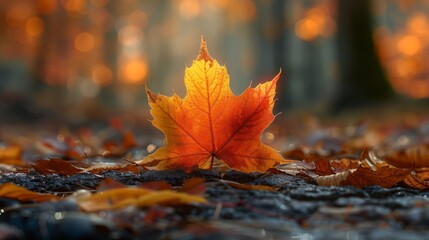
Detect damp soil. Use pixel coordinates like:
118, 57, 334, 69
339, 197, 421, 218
1, 170, 429, 240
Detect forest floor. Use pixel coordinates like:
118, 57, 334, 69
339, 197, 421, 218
1, 103, 429, 240
1, 170, 429, 240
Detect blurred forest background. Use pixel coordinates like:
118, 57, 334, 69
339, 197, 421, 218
0, 0, 429, 123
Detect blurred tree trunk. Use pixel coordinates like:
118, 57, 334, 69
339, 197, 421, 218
333, 0, 393, 112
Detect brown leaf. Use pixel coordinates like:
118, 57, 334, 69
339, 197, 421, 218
330, 158, 360, 173
0, 183, 60, 202
220, 180, 276, 191
85, 163, 140, 174
343, 165, 410, 188
313, 159, 335, 176
385, 144, 429, 168
96, 178, 126, 191
316, 170, 353, 186
403, 169, 429, 190
33, 159, 82, 176
77, 187, 207, 212
180, 177, 206, 195
270, 161, 317, 179
122, 131, 137, 149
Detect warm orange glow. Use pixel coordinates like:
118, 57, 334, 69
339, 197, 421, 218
409, 80, 429, 99
63, 0, 86, 13
210, 0, 230, 9
180, 0, 201, 19
408, 14, 428, 35
75, 32, 95, 52
128, 11, 148, 27
37, 0, 57, 14
375, 12, 429, 99
118, 25, 143, 46
296, 19, 320, 41
120, 58, 148, 84
397, 35, 422, 56
91, 0, 109, 7
228, 0, 256, 22
295, 7, 335, 41
25, 17, 44, 36
7, 4, 33, 27
393, 59, 420, 78
306, 8, 326, 25
92, 64, 113, 86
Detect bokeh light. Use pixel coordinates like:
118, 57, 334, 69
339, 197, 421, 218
91, 64, 113, 86
37, 0, 58, 15
397, 35, 422, 56
295, 6, 336, 41
375, 9, 429, 99
25, 17, 44, 37
75, 32, 95, 52
119, 58, 148, 84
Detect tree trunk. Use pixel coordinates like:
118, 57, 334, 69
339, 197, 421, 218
333, 0, 393, 112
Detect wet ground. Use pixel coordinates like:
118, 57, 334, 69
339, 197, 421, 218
1, 170, 429, 240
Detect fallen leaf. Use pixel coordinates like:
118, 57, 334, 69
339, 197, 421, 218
316, 170, 353, 186
385, 145, 429, 168
403, 169, 429, 189
180, 177, 206, 195
220, 180, 276, 191
313, 159, 335, 176
35, 136, 85, 160
85, 163, 140, 174
96, 178, 127, 191
32, 158, 82, 176
0, 145, 26, 166
270, 161, 317, 179
0, 183, 60, 202
330, 158, 360, 173
77, 187, 206, 212
138, 37, 290, 173
343, 165, 410, 188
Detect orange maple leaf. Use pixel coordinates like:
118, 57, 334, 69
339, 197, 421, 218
138, 37, 289, 172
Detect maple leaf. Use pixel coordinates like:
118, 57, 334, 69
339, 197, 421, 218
138, 37, 288, 172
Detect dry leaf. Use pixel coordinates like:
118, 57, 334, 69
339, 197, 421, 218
270, 161, 317, 180
85, 163, 140, 174
385, 145, 429, 169
0, 145, 26, 166
180, 177, 206, 195
138, 37, 291, 173
0, 183, 60, 202
343, 165, 410, 188
313, 159, 336, 176
330, 158, 360, 173
403, 169, 429, 189
96, 178, 127, 191
316, 170, 353, 186
77, 187, 207, 212
33, 159, 82, 176
220, 180, 276, 191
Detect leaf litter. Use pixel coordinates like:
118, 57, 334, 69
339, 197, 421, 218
0, 39, 429, 239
